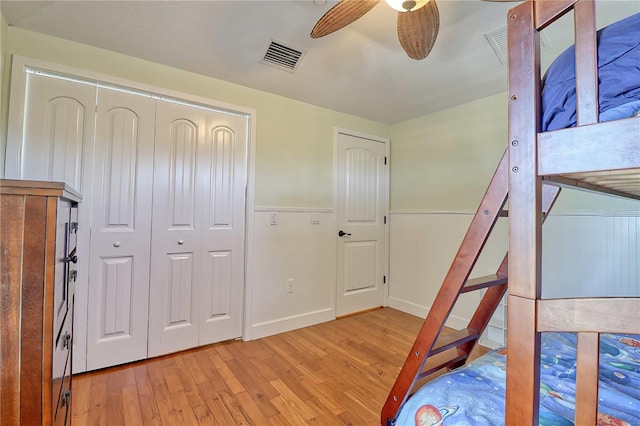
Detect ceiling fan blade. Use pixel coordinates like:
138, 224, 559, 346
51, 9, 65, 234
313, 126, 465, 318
397, 0, 439, 60
311, 0, 380, 38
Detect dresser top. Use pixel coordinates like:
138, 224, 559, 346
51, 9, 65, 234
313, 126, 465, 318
0, 179, 82, 201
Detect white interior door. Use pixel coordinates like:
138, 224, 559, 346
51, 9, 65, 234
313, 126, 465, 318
197, 114, 247, 345
148, 100, 247, 357
86, 88, 156, 370
336, 132, 388, 316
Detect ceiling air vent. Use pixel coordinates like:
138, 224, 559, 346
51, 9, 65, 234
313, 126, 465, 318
485, 27, 551, 65
261, 40, 306, 74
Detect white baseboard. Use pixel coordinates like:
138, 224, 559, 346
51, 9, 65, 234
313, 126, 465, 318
444, 314, 468, 331
249, 308, 335, 340
388, 297, 428, 318
388, 296, 479, 333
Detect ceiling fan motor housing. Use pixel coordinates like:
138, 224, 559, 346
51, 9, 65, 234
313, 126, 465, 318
402, 0, 417, 11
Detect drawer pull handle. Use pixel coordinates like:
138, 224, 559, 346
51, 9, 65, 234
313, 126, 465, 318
63, 333, 71, 350
61, 390, 71, 407
113, 241, 121, 247
178, 240, 184, 245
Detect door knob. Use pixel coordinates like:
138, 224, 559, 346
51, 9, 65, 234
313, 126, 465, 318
338, 230, 351, 237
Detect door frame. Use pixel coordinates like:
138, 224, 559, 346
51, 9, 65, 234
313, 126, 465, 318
333, 127, 390, 316
6, 55, 257, 370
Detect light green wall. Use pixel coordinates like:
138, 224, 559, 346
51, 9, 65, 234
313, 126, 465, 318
389, 91, 639, 212
0, 27, 389, 208
390, 92, 508, 212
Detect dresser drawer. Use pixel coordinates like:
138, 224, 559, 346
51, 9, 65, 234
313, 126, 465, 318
52, 305, 72, 424
54, 199, 72, 333
53, 378, 71, 426
66, 205, 79, 307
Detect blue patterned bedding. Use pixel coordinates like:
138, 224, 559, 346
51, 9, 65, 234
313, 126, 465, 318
541, 12, 640, 131
395, 333, 640, 425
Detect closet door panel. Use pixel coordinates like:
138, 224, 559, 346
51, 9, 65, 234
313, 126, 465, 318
204, 251, 232, 316
8, 73, 96, 191
198, 117, 247, 344
167, 253, 196, 324
148, 101, 204, 357
86, 88, 155, 370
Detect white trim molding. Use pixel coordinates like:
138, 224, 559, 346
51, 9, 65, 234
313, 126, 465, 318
254, 206, 333, 213
250, 308, 334, 340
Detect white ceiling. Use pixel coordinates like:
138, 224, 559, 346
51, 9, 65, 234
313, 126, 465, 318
2, 1, 637, 124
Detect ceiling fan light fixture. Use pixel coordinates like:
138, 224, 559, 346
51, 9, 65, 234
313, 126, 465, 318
385, 0, 429, 12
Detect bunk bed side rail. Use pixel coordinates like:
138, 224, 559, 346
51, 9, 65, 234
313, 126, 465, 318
537, 297, 640, 333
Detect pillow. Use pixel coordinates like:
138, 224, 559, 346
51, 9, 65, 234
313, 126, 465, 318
541, 12, 640, 131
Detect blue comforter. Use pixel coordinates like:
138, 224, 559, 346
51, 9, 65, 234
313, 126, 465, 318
542, 12, 640, 131
396, 333, 640, 425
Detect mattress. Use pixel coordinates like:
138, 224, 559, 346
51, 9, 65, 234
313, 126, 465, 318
541, 12, 640, 132
395, 333, 640, 425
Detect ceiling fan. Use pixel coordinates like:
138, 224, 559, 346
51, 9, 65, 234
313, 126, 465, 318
310, 0, 440, 60
310, 0, 515, 61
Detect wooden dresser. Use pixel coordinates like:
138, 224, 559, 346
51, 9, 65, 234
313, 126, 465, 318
1, 179, 81, 425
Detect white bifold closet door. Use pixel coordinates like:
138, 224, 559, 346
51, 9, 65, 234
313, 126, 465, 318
86, 88, 155, 370
148, 100, 247, 357
7, 66, 249, 369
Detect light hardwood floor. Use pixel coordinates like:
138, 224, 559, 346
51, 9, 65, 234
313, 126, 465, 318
72, 308, 489, 425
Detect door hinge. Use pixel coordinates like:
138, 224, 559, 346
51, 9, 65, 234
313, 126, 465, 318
384, 215, 387, 224
383, 275, 387, 284
384, 156, 387, 165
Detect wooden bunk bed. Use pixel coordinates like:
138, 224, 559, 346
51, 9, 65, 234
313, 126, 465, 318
381, 1, 640, 425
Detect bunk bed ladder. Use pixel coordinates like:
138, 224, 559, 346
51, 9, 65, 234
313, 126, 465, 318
381, 151, 561, 425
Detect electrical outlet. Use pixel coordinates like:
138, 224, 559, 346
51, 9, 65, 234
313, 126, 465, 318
287, 278, 294, 293
270, 213, 278, 225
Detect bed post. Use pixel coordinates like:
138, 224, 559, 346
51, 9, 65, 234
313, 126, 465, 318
506, 2, 542, 425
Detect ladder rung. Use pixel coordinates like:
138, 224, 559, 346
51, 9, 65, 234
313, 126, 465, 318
461, 274, 508, 293
430, 329, 478, 356
417, 351, 468, 380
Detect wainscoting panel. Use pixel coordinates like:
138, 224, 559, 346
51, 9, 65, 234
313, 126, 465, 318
542, 212, 640, 299
251, 210, 337, 339
388, 210, 640, 347
388, 211, 508, 346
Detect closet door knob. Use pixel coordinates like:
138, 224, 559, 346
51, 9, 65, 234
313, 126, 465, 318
113, 242, 120, 247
